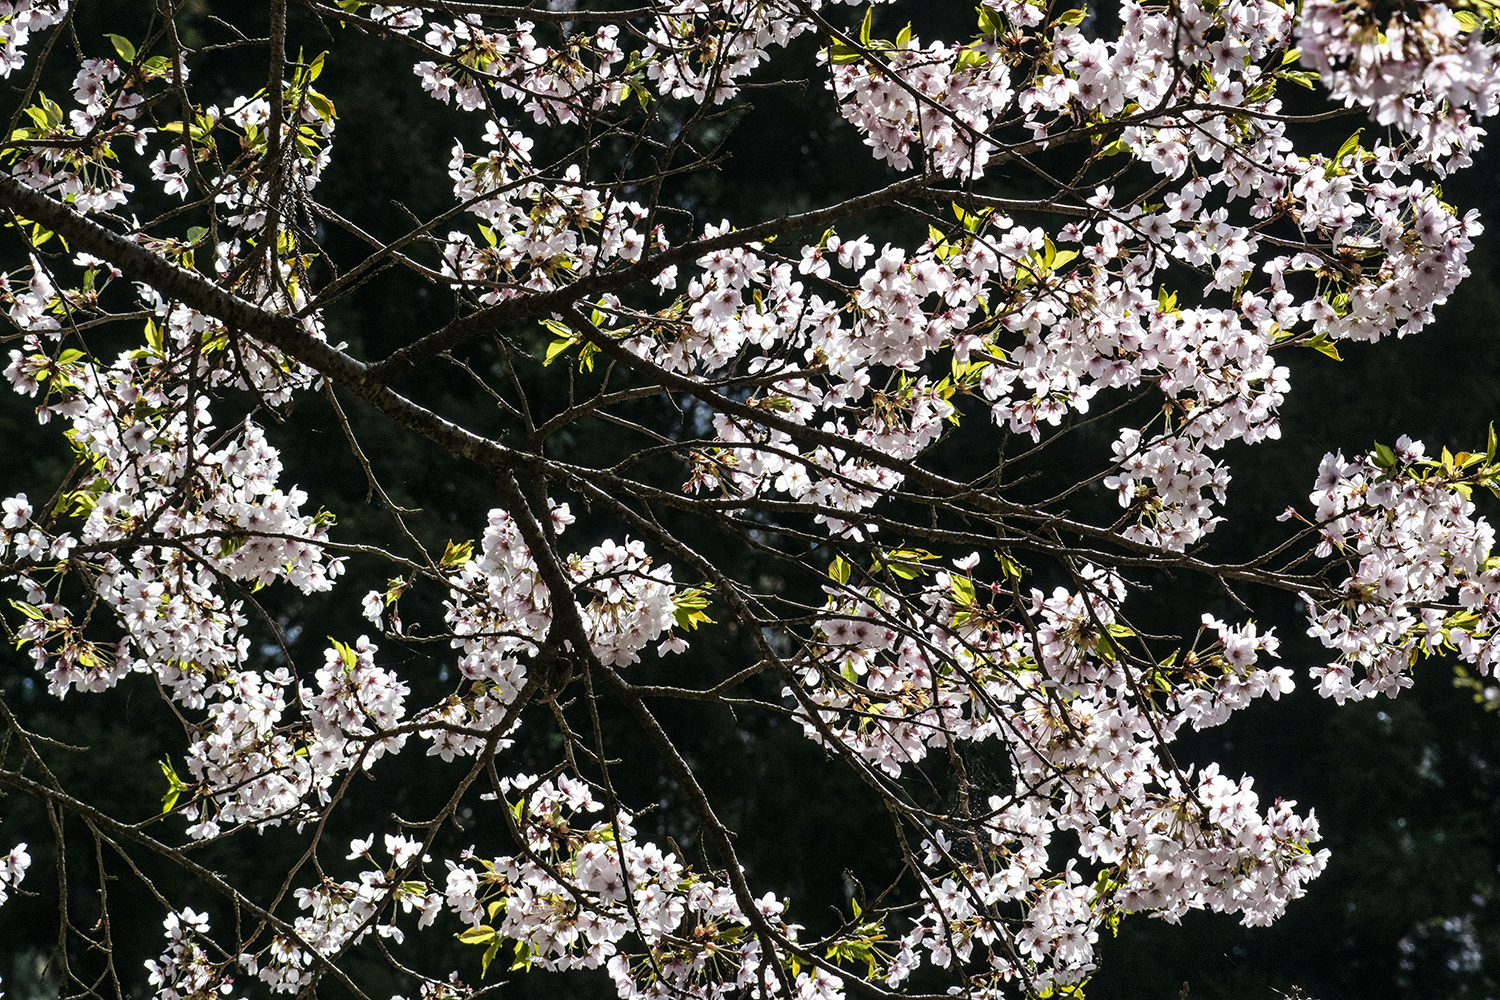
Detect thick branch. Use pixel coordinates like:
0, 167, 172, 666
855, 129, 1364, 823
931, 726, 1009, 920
0, 175, 526, 475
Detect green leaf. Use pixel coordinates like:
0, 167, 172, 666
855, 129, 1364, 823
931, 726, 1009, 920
858, 7, 873, 46
949, 575, 975, 606
458, 925, 498, 945
956, 46, 987, 68
544, 333, 577, 366
1281, 47, 1301, 65
1305, 332, 1342, 361
1372, 442, 1397, 470
928, 226, 952, 260
895, 22, 911, 48
1335, 128, 1363, 165
879, 547, 939, 580
159, 759, 186, 814
1057, 8, 1086, 26
672, 588, 714, 630
950, 203, 990, 234
441, 539, 474, 568
828, 39, 861, 64
829, 555, 852, 586
307, 90, 337, 122
55, 477, 106, 518
104, 33, 137, 63
330, 637, 357, 670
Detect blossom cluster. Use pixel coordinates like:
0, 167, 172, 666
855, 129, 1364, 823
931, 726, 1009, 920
0, 340, 340, 698
375, 0, 1494, 563
0, 1, 68, 76
0, 839, 28, 907
144, 908, 225, 1000
1297, 0, 1500, 171
782, 556, 1315, 990
415, 18, 628, 120
144, 835, 443, 997
1298, 437, 1500, 703
443, 136, 666, 303
404, 0, 818, 113
252, 834, 442, 992
443, 774, 813, 1000
436, 504, 686, 711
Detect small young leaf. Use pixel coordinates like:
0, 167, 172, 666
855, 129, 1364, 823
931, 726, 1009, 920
104, 33, 137, 63
458, 925, 498, 945
1335, 128, 1363, 165
544, 334, 577, 366
159, 759, 186, 814
829, 555, 852, 586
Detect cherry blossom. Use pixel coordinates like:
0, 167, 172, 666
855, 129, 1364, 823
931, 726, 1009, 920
0, 1, 1497, 998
